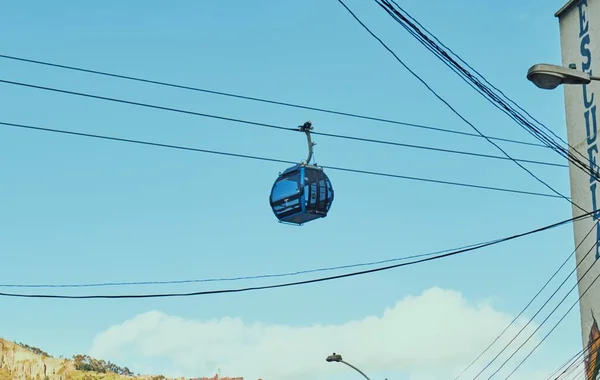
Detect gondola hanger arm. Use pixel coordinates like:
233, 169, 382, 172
299, 121, 316, 165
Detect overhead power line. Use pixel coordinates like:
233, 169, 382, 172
547, 338, 600, 380
374, 0, 595, 190
505, 257, 600, 379
0, 211, 581, 289
334, 0, 583, 214
0, 121, 565, 199
0, 240, 488, 289
454, 221, 598, 379
483, 237, 600, 378
0, 78, 565, 169
546, 349, 584, 380
0, 53, 548, 148
0, 211, 591, 300
375, 0, 568, 149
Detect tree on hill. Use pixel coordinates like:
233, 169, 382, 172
16, 342, 51, 357
72, 354, 133, 376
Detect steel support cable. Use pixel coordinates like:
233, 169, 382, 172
484, 239, 600, 378
453, 221, 598, 379
334, 0, 586, 214
0, 211, 591, 299
0, 121, 563, 200
375, 0, 592, 178
0, 78, 566, 169
0, 53, 549, 149
505, 260, 600, 379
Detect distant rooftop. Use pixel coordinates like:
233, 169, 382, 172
555, 0, 579, 18
197, 375, 244, 380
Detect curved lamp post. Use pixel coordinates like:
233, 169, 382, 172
326, 352, 371, 380
526, 63, 600, 90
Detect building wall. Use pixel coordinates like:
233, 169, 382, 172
557, 0, 600, 379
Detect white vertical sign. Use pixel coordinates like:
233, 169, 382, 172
557, 0, 600, 378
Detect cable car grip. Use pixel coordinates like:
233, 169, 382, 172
299, 121, 316, 165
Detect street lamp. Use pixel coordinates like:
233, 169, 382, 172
326, 352, 371, 380
526, 63, 600, 90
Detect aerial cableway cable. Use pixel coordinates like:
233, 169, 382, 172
0, 120, 563, 199
334, 0, 585, 214
0, 211, 591, 299
0, 53, 548, 148
374, 0, 595, 185
0, 78, 565, 169
453, 221, 599, 379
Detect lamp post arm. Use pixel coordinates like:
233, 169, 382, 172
340, 360, 371, 380
592, 75, 600, 81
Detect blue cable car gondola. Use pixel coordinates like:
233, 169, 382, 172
269, 121, 334, 225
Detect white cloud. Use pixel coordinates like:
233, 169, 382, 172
89, 287, 548, 380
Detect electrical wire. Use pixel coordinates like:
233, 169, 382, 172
0, 78, 566, 169
548, 336, 600, 380
0, 209, 582, 289
453, 221, 598, 379
483, 237, 600, 378
546, 348, 586, 380
0, 53, 549, 149
367, 8, 600, 375
375, 0, 594, 186
551, 342, 592, 380
0, 211, 591, 299
471, 234, 597, 378
505, 258, 600, 379
378, 0, 567, 150
334, 0, 584, 215
0, 120, 565, 199
375, 0, 565, 150
0, 240, 489, 289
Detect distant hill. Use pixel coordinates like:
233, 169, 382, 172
0, 337, 168, 380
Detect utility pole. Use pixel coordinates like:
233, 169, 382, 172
554, 0, 600, 377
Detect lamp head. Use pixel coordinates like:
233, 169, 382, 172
527, 63, 591, 90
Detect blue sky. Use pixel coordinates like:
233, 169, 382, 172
0, 0, 587, 379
